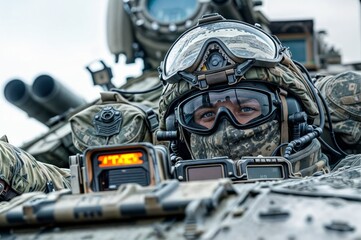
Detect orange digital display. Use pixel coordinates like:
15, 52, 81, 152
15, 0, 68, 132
98, 152, 144, 168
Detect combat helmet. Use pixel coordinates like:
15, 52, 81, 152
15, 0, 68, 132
315, 71, 361, 157
157, 14, 329, 177
106, 0, 269, 70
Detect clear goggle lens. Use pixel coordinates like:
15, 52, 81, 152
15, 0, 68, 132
177, 88, 277, 133
163, 21, 280, 81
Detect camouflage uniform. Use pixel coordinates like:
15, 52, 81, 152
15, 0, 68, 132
159, 65, 329, 177
157, 15, 331, 177
2, 15, 361, 206
0, 135, 71, 201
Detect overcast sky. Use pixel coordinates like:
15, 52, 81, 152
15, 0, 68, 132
1, 0, 361, 146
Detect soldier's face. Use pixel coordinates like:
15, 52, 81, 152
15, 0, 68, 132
193, 97, 262, 129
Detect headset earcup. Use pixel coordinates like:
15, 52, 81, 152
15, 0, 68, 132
286, 96, 309, 140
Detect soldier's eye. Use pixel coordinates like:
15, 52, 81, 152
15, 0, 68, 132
201, 111, 215, 119
239, 106, 256, 113
194, 108, 216, 123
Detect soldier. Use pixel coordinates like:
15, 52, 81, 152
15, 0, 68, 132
157, 13, 338, 176
314, 71, 361, 169
0, 135, 71, 202
315, 71, 361, 155
1, 1, 259, 201
1, 14, 360, 203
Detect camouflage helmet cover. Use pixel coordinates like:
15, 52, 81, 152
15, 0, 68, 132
315, 71, 361, 146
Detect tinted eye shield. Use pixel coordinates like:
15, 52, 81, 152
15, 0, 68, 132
160, 20, 286, 83
175, 87, 279, 134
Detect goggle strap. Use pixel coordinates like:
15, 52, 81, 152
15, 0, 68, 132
279, 88, 289, 153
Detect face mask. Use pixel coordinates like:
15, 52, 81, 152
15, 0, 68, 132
190, 119, 280, 160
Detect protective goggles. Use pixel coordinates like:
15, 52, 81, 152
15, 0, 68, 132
161, 19, 286, 83
176, 87, 278, 134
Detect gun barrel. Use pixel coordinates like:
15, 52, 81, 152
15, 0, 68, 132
4, 79, 56, 125
32, 74, 86, 115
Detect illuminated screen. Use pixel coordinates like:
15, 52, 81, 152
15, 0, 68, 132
98, 152, 144, 168
247, 165, 283, 180
187, 165, 224, 181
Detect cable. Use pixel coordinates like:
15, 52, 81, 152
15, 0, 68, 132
284, 127, 324, 159
318, 137, 344, 158
293, 61, 325, 129
271, 142, 289, 156
110, 82, 163, 95
283, 61, 325, 159
294, 61, 347, 158
317, 92, 348, 157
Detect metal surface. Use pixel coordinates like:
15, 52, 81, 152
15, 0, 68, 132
1, 166, 361, 239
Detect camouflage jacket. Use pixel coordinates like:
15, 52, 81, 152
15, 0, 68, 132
0, 136, 70, 205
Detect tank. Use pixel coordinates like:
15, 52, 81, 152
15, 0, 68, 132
1, 1, 359, 239
4, 75, 86, 126
1, 148, 361, 239
2, 0, 346, 168
2, 0, 272, 168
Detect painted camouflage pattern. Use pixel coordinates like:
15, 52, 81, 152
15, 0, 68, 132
0, 139, 71, 198
332, 154, 361, 171
3, 165, 361, 239
315, 71, 361, 153
70, 92, 153, 152
159, 64, 319, 130
0, 179, 233, 227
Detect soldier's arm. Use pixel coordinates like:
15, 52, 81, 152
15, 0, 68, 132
0, 138, 71, 201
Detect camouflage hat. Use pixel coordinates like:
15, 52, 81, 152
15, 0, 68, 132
159, 63, 319, 130
315, 71, 361, 146
70, 92, 156, 152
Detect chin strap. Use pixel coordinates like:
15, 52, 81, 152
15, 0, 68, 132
279, 88, 289, 153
